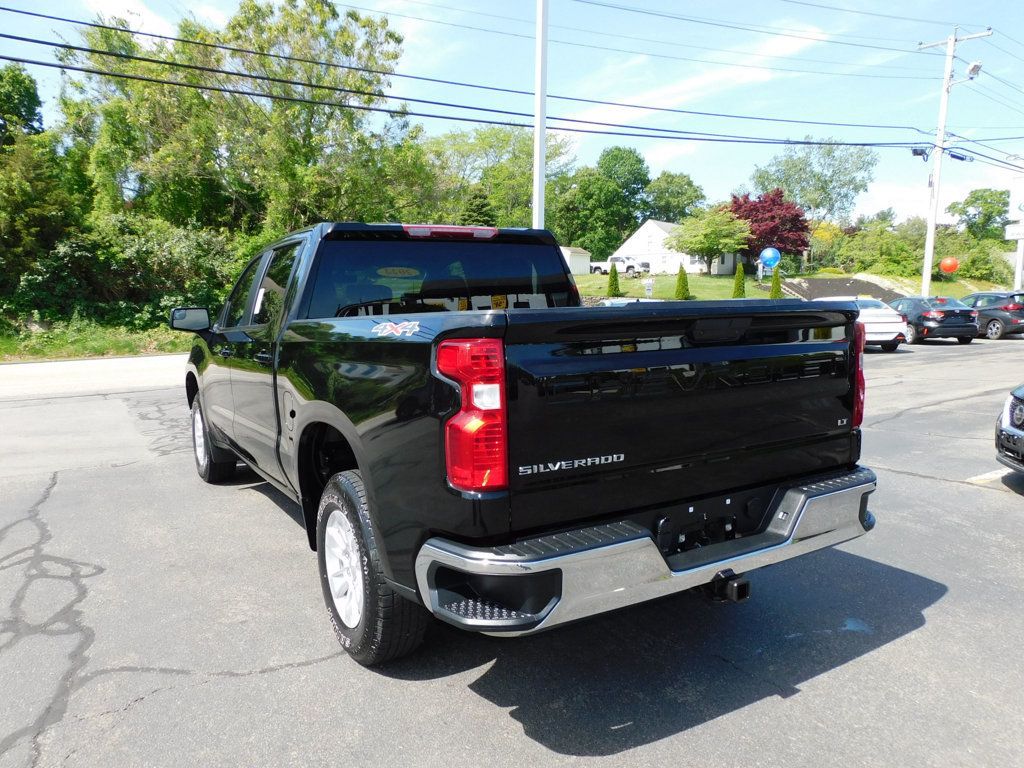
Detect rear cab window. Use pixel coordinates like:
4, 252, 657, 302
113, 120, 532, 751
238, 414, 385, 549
924, 297, 968, 309
304, 240, 575, 319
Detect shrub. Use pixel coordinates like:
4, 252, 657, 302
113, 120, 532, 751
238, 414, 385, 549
769, 267, 783, 298
817, 266, 847, 275
607, 263, 622, 297
674, 265, 691, 299
732, 261, 746, 298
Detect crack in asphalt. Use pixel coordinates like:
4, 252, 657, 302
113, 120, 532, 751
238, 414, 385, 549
122, 392, 191, 457
0, 472, 104, 767
864, 386, 1010, 430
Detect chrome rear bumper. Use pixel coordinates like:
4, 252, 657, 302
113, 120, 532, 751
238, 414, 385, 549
415, 467, 877, 636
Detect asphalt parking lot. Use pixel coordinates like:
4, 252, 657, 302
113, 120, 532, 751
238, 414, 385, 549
1, 339, 1022, 767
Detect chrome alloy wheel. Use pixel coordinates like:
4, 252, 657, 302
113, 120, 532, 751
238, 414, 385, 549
986, 320, 1003, 340
324, 510, 364, 628
192, 406, 208, 471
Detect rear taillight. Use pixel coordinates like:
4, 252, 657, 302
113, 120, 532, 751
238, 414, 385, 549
852, 321, 866, 428
922, 310, 944, 319
970, 310, 979, 319
1000, 303, 1023, 311
436, 338, 507, 492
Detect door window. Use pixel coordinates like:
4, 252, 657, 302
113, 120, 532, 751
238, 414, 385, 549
223, 257, 263, 328
253, 242, 302, 327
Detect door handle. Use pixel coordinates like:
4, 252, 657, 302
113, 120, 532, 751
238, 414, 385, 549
254, 351, 273, 366
217, 347, 233, 358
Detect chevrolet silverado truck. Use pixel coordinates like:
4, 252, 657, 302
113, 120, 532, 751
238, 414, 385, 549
170, 222, 876, 666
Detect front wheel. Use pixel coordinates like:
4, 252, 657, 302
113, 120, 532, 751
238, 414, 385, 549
317, 470, 429, 666
957, 336, 973, 345
986, 319, 1005, 340
191, 397, 235, 483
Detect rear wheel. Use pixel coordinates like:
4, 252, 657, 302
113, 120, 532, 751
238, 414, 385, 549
905, 324, 919, 344
880, 342, 899, 352
957, 336, 973, 345
986, 319, 1005, 340
317, 470, 429, 666
191, 397, 236, 483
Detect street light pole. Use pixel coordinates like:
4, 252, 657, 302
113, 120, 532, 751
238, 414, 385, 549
919, 27, 992, 297
531, 0, 548, 230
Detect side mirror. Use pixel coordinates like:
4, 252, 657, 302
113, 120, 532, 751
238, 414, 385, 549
170, 307, 211, 332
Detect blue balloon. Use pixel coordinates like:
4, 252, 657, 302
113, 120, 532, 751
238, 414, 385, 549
759, 247, 781, 268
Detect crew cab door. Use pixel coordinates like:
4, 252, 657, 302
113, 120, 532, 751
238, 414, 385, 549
204, 255, 264, 441
229, 240, 304, 483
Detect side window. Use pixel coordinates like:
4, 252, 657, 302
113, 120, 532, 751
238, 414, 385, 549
963, 295, 980, 307
252, 242, 301, 327
223, 257, 263, 328
976, 295, 997, 308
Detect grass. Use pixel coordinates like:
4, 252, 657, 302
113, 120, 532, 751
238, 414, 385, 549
0, 319, 191, 362
574, 272, 763, 301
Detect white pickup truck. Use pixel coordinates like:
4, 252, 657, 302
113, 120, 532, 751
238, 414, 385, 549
590, 255, 649, 276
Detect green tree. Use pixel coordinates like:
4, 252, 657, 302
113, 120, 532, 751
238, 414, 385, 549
646, 171, 704, 222
596, 146, 650, 233
768, 266, 783, 298
607, 263, 622, 297
454, 185, 497, 225
732, 261, 746, 298
751, 138, 878, 222
665, 206, 751, 274
0, 64, 43, 144
674, 265, 690, 300
426, 126, 573, 227
947, 188, 1010, 240
0, 133, 80, 299
550, 167, 629, 260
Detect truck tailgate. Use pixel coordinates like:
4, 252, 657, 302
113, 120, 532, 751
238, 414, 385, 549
503, 299, 860, 533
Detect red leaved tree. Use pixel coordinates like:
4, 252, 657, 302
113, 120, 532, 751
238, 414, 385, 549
729, 188, 810, 264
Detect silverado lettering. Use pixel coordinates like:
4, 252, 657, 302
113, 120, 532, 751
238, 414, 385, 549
171, 221, 877, 668
518, 454, 625, 475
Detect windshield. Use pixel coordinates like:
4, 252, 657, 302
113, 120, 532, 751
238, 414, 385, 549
306, 240, 576, 318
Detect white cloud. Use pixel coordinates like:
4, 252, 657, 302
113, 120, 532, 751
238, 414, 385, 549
189, 3, 230, 28
644, 140, 699, 171
83, 0, 176, 37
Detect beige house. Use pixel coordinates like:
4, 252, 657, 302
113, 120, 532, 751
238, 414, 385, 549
611, 219, 738, 275
559, 246, 592, 275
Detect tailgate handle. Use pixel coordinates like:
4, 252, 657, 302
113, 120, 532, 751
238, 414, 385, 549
689, 317, 751, 343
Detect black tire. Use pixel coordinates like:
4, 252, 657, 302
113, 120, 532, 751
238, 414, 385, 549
985, 319, 1005, 340
190, 397, 236, 483
905, 324, 920, 344
880, 342, 899, 352
316, 470, 429, 666
957, 336, 973, 345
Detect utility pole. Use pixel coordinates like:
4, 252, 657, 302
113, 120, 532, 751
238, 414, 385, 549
531, 0, 548, 230
919, 27, 991, 297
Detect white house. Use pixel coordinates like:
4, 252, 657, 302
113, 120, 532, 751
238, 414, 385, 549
559, 246, 592, 276
611, 219, 738, 275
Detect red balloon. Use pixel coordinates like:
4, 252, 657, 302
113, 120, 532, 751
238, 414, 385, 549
939, 257, 959, 274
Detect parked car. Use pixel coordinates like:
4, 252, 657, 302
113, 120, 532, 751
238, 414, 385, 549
996, 385, 1024, 473
888, 296, 978, 344
820, 296, 907, 352
960, 291, 1024, 340
590, 255, 649, 276
169, 222, 876, 666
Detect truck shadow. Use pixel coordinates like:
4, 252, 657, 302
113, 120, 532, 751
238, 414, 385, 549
383, 548, 945, 756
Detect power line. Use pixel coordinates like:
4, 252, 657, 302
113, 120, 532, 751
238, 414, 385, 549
996, 29, 1024, 52
568, 0, 944, 56
0, 53, 933, 150
335, 3, 939, 79
773, 0, 981, 28
981, 70, 1024, 98
376, 0, 936, 72
982, 38, 1024, 66
0, 5, 940, 134
964, 83, 1024, 119
2, 32, 936, 143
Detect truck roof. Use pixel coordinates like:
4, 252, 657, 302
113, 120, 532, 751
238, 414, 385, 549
322, 222, 558, 246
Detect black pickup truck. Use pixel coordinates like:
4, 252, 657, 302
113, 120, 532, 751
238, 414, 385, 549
170, 222, 876, 666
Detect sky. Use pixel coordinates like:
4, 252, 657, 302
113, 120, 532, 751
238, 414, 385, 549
3, 0, 1024, 224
